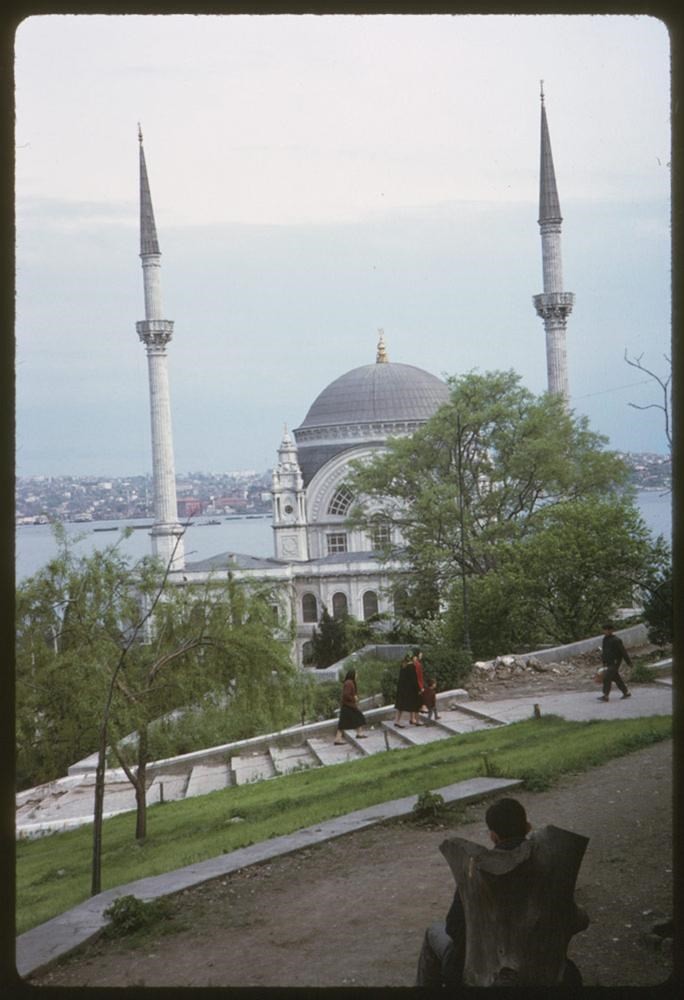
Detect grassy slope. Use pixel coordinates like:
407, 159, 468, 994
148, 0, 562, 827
16, 714, 671, 935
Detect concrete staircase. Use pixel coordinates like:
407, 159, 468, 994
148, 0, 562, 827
16, 690, 506, 839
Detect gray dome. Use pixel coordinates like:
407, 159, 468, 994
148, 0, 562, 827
298, 362, 450, 430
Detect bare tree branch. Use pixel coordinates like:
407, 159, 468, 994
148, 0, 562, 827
624, 350, 672, 450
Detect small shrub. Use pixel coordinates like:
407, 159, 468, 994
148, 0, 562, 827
421, 645, 473, 692
521, 772, 552, 792
412, 789, 447, 822
642, 572, 673, 646
103, 894, 171, 938
380, 665, 399, 705
629, 662, 657, 684
480, 752, 502, 778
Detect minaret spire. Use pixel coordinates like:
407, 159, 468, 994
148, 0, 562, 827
135, 127, 185, 571
532, 87, 574, 404
139, 125, 160, 256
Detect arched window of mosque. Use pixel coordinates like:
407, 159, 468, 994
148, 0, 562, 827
369, 517, 391, 549
302, 641, 314, 665
302, 593, 318, 623
332, 592, 348, 619
363, 591, 379, 620
328, 486, 354, 516
393, 586, 410, 617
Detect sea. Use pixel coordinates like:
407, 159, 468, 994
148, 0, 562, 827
14, 490, 672, 584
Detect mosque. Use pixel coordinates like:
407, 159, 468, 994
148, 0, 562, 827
135, 87, 573, 666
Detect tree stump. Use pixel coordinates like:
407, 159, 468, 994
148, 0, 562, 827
440, 825, 589, 986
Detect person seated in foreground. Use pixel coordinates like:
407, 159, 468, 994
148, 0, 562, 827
416, 797, 589, 988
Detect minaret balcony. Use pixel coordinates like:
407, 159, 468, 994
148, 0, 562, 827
137, 319, 174, 348
533, 291, 574, 320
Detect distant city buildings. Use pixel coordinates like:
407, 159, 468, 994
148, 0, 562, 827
15, 470, 273, 525
14, 454, 670, 526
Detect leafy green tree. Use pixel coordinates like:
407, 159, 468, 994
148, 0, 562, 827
349, 370, 627, 591
641, 569, 673, 646
16, 527, 297, 891
347, 370, 660, 655
16, 529, 136, 788
108, 572, 296, 841
511, 498, 667, 644
443, 498, 667, 654
310, 606, 349, 668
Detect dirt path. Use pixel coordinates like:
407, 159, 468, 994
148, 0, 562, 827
30, 738, 673, 989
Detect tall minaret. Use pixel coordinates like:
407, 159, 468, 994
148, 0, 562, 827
533, 83, 574, 402
136, 126, 185, 572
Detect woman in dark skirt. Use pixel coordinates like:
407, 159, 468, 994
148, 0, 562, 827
394, 650, 424, 727
334, 669, 368, 744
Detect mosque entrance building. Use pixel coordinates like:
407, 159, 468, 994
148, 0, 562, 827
180, 331, 450, 665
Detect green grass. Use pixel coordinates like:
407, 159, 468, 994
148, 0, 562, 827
16, 713, 671, 935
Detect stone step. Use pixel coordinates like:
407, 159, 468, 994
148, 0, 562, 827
344, 726, 405, 755
306, 737, 364, 766
268, 744, 319, 775
231, 752, 277, 785
431, 707, 503, 734
380, 720, 448, 746
185, 762, 232, 798
148, 771, 191, 804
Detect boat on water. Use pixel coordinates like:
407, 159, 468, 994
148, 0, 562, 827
199, 519, 222, 526
93, 526, 119, 533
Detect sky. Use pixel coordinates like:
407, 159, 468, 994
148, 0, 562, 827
13, 12, 672, 478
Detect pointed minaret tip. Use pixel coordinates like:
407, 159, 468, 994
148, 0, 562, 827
139, 128, 160, 256
376, 328, 389, 364
538, 85, 562, 225
540, 79, 545, 104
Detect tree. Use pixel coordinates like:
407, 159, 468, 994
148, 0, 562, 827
624, 350, 672, 453
16, 528, 135, 788
310, 607, 349, 668
641, 570, 673, 646
105, 571, 296, 842
347, 371, 658, 656
16, 527, 297, 892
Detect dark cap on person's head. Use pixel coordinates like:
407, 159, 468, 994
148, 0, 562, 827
602, 621, 615, 631
485, 797, 528, 840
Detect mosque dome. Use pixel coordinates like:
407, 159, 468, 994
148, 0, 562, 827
298, 361, 450, 430
292, 333, 451, 485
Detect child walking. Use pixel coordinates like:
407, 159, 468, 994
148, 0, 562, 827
422, 677, 440, 723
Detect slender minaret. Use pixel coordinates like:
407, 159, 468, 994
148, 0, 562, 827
136, 126, 185, 571
533, 83, 574, 403
271, 425, 309, 561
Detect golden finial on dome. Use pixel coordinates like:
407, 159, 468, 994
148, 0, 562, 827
376, 328, 388, 364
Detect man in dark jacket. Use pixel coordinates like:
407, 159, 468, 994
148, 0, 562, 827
598, 622, 632, 702
416, 798, 588, 987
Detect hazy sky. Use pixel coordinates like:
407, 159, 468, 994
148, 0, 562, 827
14, 13, 671, 477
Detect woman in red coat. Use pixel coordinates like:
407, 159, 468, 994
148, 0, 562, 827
334, 669, 368, 744
394, 649, 425, 727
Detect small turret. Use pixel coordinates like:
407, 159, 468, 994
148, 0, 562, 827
271, 425, 308, 561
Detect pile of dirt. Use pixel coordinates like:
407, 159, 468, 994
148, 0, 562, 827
463, 643, 664, 701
